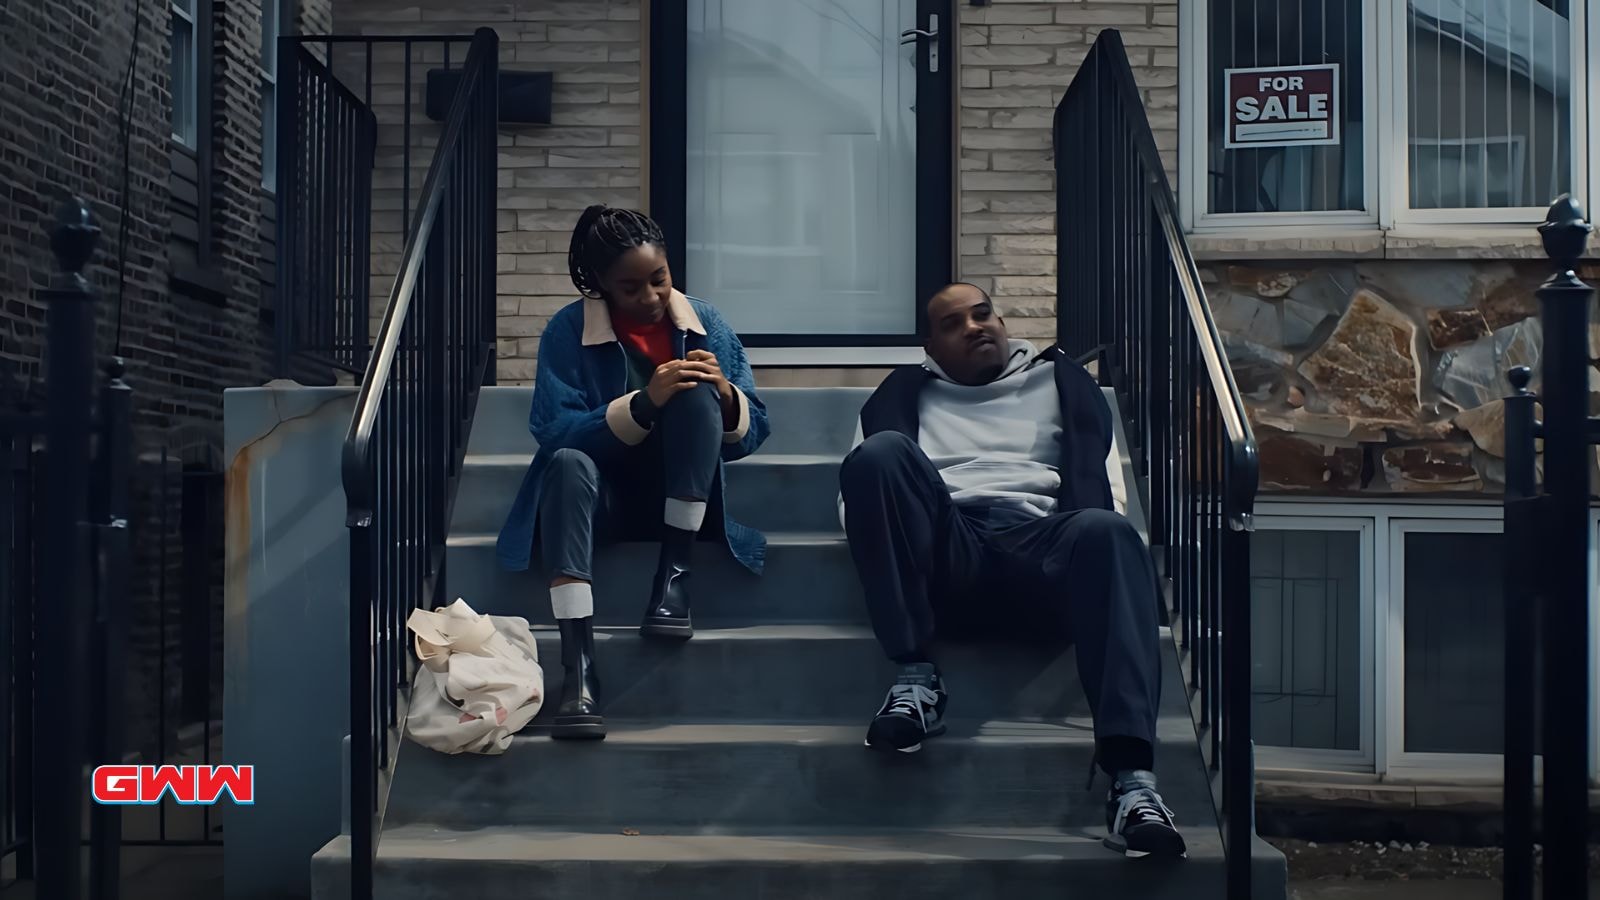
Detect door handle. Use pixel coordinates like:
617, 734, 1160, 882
899, 14, 939, 73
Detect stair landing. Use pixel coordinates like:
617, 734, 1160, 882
310, 386, 1287, 899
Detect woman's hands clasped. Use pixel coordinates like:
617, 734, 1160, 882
643, 350, 738, 428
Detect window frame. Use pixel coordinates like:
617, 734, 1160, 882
261, 0, 282, 191
1250, 514, 1378, 776
1179, 0, 1382, 230
1380, 0, 1590, 227
170, 0, 199, 148
1252, 498, 1600, 785
1179, 0, 1591, 232
1383, 516, 1521, 779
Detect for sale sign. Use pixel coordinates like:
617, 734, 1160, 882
1224, 64, 1340, 149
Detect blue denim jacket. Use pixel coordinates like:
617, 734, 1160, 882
495, 290, 771, 574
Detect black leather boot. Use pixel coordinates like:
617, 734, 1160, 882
550, 617, 604, 739
640, 526, 694, 640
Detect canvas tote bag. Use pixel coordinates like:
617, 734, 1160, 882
404, 598, 544, 755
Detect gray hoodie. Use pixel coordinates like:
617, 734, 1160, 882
838, 339, 1126, 527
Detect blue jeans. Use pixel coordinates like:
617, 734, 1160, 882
535, 382, 723, 582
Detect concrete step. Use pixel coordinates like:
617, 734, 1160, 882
383, 633, 1201, 832
449, 452, 843, 535
381, 715, 1211, 831
311, 825, 1289, 900
443, 532, 867, 626
523, 626, 1090, 722
466, 386, 871, 458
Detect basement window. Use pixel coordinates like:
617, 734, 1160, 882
1250, 502, 1600, 781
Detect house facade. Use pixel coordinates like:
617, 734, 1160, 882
0, 0, 327, 804
330, 0, 1599, 797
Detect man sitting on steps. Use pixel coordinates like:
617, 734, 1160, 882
837, 282, 1186, 859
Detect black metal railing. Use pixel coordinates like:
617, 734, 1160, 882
275, 41, 378, 378
339, 26, 498, 900
3, 201, 136, 900
0, 391, 42, 887
275, 33, 486, 383
1055, 30, 1261, 896
1501, 196, 1595, 900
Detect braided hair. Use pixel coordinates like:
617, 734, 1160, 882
567, 204, 668, 299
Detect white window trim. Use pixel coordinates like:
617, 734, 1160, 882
171, 0, 198, 148
1251, 514, 1377, 776
1252, 498, 1600, 785
1179, 0, 1590, 233
1383, 516, 1523, 779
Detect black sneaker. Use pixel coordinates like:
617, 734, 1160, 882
864, 663, 947, 754
1104, 772, 1187, 858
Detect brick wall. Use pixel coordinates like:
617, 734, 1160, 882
0, 0, 326, 767
956, 3, 1177, 343
329, 3, 1168, 381
334, 0, 644, 384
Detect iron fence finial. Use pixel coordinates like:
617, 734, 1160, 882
48, 198, 99, 281
1538, 195, 1591, 273
1508, 365, 1533, 393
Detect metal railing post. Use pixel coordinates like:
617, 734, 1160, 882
88, 358, 132, 900
1501, 363, 1538, 900
35, 197, 101, 900
1533, 196, 1593, 900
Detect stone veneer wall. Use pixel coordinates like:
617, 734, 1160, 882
1203, 260, 1600, 495
956, 2, 1177, 344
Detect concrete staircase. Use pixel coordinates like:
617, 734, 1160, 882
311, 384, 1288, 899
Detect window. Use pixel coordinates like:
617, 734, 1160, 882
1251, 502, 1599, 780
1202, 0, 1370, 221
1252, 526, 1367, 755
171, 0, 198, 147
1180, 0, 1588, 229
1396, 0, 1578, 223
1392, 523, 1540, 757
261, 0, 280, 190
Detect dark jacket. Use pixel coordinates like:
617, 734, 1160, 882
495, 290, 771, 574
853, 344, 1115, 514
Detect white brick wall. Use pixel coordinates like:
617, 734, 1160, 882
336, 0, 641, 383
958, 4, 1177, 341
331, 1, 1173, 381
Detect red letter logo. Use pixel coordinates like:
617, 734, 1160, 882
92, 765, 140, 804
196, 766, 254, 804
141, 765, 198, 804
92, 764, 254, 804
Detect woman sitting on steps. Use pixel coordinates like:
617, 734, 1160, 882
495, 204, 771, 740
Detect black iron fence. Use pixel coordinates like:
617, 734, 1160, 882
274, 32, 489, 383
1055, 30, 1261, 897
0, 393, 42, 886
0, 204, 227, 900
275, 41, 378, 378
339, 27, 498, 900
1501, 197, 1595, 900
0, 202, 136, 900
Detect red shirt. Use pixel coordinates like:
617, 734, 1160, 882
611, 312, 676, 367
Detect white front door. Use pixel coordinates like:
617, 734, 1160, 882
675, 0, 951, 344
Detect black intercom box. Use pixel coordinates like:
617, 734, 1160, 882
425, 69, 552, 124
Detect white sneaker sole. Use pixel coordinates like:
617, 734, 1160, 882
864, 738, 923, 753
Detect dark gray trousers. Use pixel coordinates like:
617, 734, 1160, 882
536, 382, 723, 583
839, 431, 1162, 764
